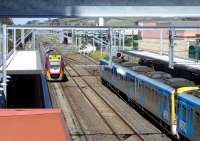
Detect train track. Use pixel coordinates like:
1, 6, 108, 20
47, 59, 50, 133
66, 54, 171, 140
48, 53, 171, 141
65, 61, 144, 141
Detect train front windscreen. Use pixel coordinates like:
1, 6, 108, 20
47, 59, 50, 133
49, 62, 61, 73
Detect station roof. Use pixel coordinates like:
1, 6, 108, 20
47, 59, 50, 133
123, 50, 200, 70
0, 109, 70, 141
1, 0, 200, 17
6, 50, 42, 74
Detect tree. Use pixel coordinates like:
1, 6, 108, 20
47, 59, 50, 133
0, 18, 13, 25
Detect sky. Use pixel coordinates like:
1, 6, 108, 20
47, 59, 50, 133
12, 18, 49, 25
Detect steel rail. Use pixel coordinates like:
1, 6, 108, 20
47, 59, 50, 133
66, 57, 145, 141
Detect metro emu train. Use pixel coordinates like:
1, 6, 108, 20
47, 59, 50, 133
43, 44, 65, 81
100, 53, 200, 141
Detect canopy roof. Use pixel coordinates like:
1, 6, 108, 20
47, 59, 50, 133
0, 109, 70, 141
1, 0, 200, 17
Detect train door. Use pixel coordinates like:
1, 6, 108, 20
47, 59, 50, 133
129, 77, 135, 100
178, 101, 193, 137
160, 94, 170, 124
136, 80, 144, 105
135, 78, 142, 103
134, 78, 138, 100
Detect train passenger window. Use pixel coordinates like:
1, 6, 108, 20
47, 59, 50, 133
153, 89, 159, 96
130, 79, 134, 83
138, 81, 142, 95
163, 96, 167, 108
195, 111, 200, 117
144, 84, 151, 94
188, 107, 193, 123
151, 88, 154, 94
182, 105, 187, 122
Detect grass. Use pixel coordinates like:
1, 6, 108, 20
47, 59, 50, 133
89, 50, 108, 61
64, 51, 79, 57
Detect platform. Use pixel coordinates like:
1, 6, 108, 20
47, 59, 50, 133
123, 50, 200, 70
3, 50, 43, 74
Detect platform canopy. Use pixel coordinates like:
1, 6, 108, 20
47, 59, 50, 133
1, 0, 200, 17
3, 50, 43, 75
0, 109, 70, 141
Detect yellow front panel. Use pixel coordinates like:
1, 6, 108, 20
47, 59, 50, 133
49, 55, 61, 62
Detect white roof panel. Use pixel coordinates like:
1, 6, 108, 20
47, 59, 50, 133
6, 51, 42, 74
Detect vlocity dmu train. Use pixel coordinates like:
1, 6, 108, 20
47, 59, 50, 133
43, 43, 65, 81
100, 52, 200, 141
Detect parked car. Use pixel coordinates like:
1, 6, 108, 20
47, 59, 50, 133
79, 44, 96, 54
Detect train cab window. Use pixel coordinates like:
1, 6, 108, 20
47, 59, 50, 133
50, 62, 60, 69
50, 64, 60, 69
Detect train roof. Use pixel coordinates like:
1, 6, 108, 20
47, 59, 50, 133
101, 59, 200, 107
0, 109, 70, 141
101, 59, 174, 94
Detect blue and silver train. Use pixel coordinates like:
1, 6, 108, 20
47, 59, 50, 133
99, 53, 200, 141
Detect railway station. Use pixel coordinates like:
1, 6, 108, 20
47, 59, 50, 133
1, 1, 200, 141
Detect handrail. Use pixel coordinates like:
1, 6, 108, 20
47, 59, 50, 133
16, 30, 33, 47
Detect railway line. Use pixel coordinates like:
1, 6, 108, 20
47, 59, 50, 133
65, 60, 143, 141
48, 53, 171, 141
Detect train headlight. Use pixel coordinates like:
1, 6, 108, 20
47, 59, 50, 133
116, 68, 126, 76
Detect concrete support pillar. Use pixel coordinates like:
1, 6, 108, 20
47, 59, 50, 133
169, 28, 175, 69
13, 29, 16, 53
21, 29, 25, 49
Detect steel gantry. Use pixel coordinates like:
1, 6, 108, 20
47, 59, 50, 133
2, 24, 200, 100
6, 25, 200, 67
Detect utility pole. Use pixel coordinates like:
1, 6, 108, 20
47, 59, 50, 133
32, 30, 36, 50
160, 29, 163, 56
169, 28, 175, 69
13, 29, 16, 53
2, 24, 7, 99
109, 29, 113, 67
21, 29, 25, 49
122, 30, 125, 51
100, 32, 103, 56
